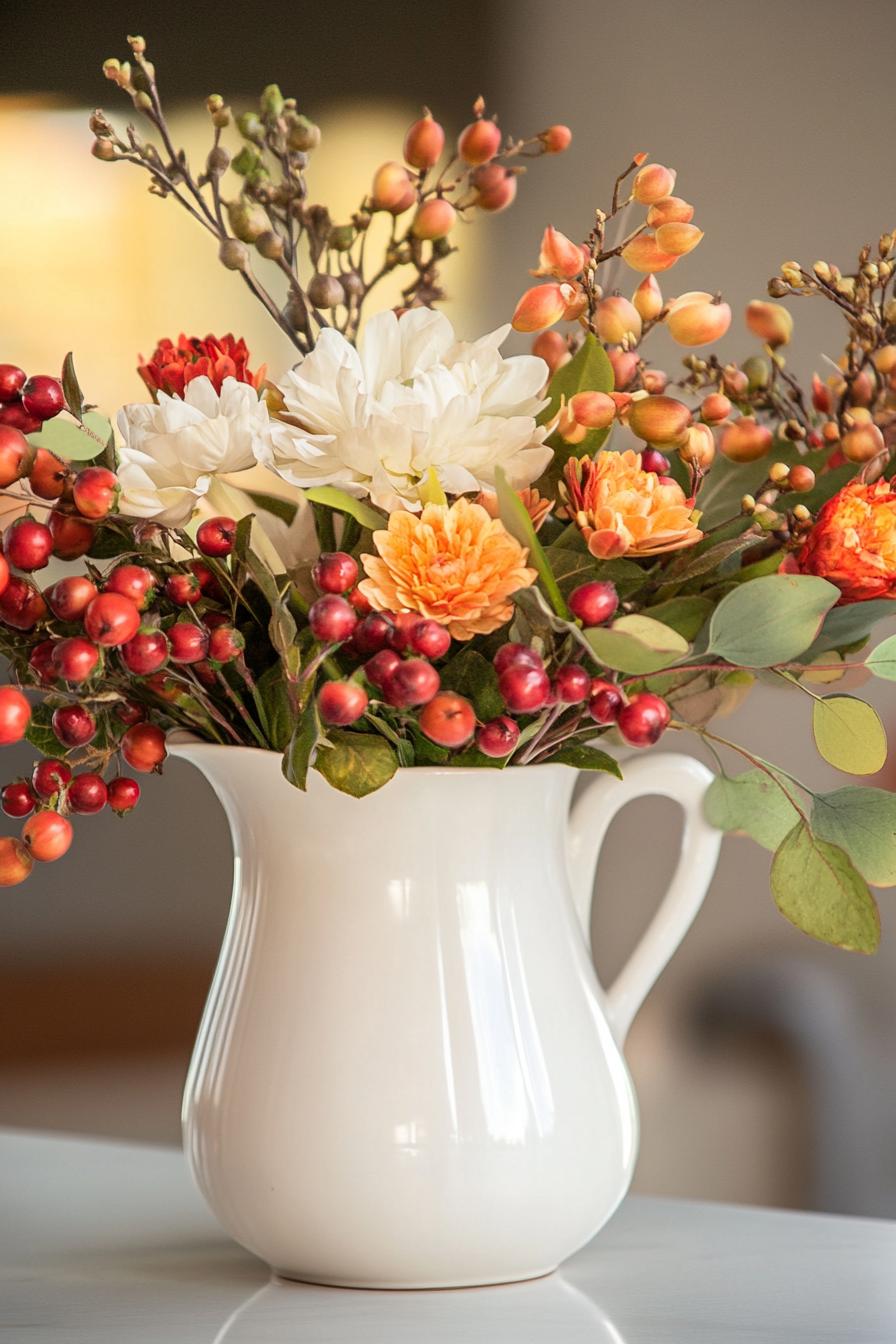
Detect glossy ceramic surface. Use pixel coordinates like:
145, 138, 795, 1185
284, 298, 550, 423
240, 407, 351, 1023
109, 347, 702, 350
174, 746, 721, 1287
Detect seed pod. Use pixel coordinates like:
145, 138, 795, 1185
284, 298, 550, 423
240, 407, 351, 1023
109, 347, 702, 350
511, 283, 568, 333
569, 391, 617, 430
700, 393, 731, 425
226, 200, 270, 243
255, 230, 284, 260
841, 422, 885, 462
218, 239, 250, 271
307, 274, 346, 309
288, 116, 320, 152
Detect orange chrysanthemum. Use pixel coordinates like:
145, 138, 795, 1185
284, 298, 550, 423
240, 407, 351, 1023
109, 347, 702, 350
475, 487, 554, 532
359, 497, 537, 640
563, 449, 702, 559
793, 478, 896, 604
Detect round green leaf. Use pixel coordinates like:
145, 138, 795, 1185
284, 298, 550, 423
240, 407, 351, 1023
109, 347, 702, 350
803, 598, 895, 657
707, 574, 839, 667
703, 768, 799, 851
812, 695, 887, 775
771, 822, 880, 953
811, 787, 896, 887
27, 411, 112, 461
865, 633, 896, 681
314, 730, 397, 797
585, 614, 689, 674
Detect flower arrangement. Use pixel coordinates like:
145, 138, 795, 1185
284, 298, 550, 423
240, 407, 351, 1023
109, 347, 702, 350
0, 34, 893, 955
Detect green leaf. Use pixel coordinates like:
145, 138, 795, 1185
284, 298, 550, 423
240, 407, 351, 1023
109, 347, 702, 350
585, 614, 689, 674
537, 333, 614, 427
865, 632, 896, 680
25, 702, 64, 758
282, 693, 320, 790
805, 600, 895, 657
770, 822, 880, 953
255, 664, 295, 751
703, 768, 799, 851
707, 574, 839, 667
242, 490, 299, 527
811, 695, 887, 775
642, 596, 712, 641
314, 729, 398, 797
545, 547, 648, 600
439, 647, 504, 721
495, 465, 569, 618
61, 352, 85, 420
27, 412, 113, 461
812, 787, 896, 887
658, 532, 760, 587
548, 742, 621, 775
303, 486, 387, 533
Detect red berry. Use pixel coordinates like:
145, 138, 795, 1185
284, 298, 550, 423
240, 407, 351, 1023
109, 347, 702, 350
418, 692, 475, 749
165, 571, 202, 606
32, 758, 72, 800
499, 664, 551, 714
168, 622, 209, 664
29, 448, 70, 500
44, 575, 98, 622
553, 663, 591, 704
318, 680, 369, 726
72, 466, 118, 520
382, 658, 440, 708
121, 630, 170, 676
639, 448, 671, 475
0, 401, 42, 434
1, 780, 35, 818
0, 576, 47, 630
0, 365, 26, 403
207, 625, 245, 664
568, 581, 619, 627
144, 672, 180, 702
21, 375, 64, 423
352, 612, 393, 655
386, 611, 421, 652
348, 587, 372, 615
115, 700, 145, 726
52, 637, 99, 684
0, 685, 31, 744
84, 593, 141, 647
0, 553, 8, 598
0, 836, 33, 885
28, 639, 57, 686
493, 643, 544, 676
105, 564, 156, 610
196, 515, 236, 558
22, 810, 73, 861
476, 715, 520, 757
588, 679, 623, 725
121, 722, 167, 773
312, 551, 359, 594
51, 703, 96, 747
364, 649, 401, 689
308, 594, 357, 644
5, 516, 54, 572
107, 776, 140, 814
48, 509, 95, 560
617, 692, 671, 747
409, 619, 451, 660
68, 773, 108, 815
0, 425, 31, 487
189, 560, 223, 598
202, 609, 229, 629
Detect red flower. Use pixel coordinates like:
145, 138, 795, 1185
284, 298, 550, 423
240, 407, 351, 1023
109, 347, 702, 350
792, 478, 896, 604
137, 334, 266, 400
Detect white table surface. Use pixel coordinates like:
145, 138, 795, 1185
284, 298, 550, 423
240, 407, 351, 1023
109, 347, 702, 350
2, 1128, 896, 1342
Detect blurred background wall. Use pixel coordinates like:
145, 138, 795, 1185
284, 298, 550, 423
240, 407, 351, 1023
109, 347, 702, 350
0, 0, 894, 1216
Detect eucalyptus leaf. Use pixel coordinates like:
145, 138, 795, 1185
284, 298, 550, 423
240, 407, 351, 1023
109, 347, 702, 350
707, 574, 839, 667
770, 822, 880, 953
642, 596, 712, 641
812, 787, 896, 887
585, 614, 689, 674
27, 412, 112, 462
495, 466, 568, 617
303, 486, 387, 532
314, 729, 398, 797
865, 633, 896, 681
804, 600, 895, 657
703, 768, 799, 851
811, 695, 887, 775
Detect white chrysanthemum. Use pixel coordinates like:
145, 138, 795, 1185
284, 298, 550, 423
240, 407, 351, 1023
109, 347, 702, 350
116, 377, 270, 526
257, 308, 552, 512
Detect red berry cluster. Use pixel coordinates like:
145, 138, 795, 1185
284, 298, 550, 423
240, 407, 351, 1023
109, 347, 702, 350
0, 364, 65, 435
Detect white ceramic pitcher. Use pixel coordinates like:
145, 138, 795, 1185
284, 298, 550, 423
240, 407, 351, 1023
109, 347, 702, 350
174, 744, 720, 1289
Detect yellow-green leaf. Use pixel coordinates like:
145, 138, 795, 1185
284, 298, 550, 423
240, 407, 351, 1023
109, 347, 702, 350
27, 411, 112, 461
417, 466, 447, 506
811, 695, 887, 775
771, 822, 880, 953
703, 768, 799, 851
314, 730, 398, 797
812, 787, 896, 887
865, 633, 896, 681
303, 486, 387, 532
585, 614, 689, 674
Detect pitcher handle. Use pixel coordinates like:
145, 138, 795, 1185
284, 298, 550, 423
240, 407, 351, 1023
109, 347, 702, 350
566, 753, 721, 1046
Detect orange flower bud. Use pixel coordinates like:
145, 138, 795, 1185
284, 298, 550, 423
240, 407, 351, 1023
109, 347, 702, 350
594, 295, 642, 345
403, 111, 445, 171
700, 392, 731, 425
531, 225, 583, 279
788, 464, 816, 493
841, 422, 885, 462
720, 417, 773, 463
642, 369, 668, 394
654, 221, 704, 257
632, 163, 677, 204
511, 283, 568, 333
627, 394, 691, 446
666, 292, 732, 346
621, 233, 680, 274
722, 365, 749, 398
811, 373, 832, 413
371, 161, 415, 214
847, 369, 875, 407
608, 349, 639, 390
532, 330, 570, 375
458, 118, 502, 165
872, 344, 896, 375
745, 300, 793, 347
562, 284, 588, 323
539, 125, 572, 154
472, 163, 517, 212
611, 391, 634, 415
556, 402, 588, 444
570, 391, 617, 430
633, 274, 663, 321
646, 196, 695, 227
680, 422, 716, 469
822, 420, 841, 444
411, 198, 456, 240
